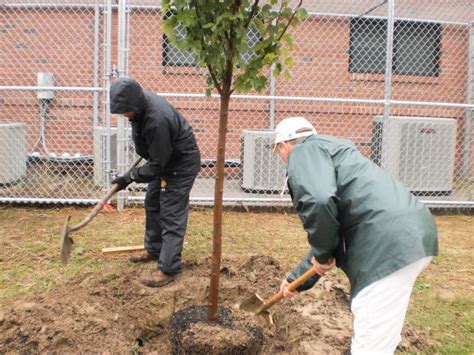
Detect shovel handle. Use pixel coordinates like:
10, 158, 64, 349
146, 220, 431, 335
68, 156, 142, 232
256, 267, 318, 314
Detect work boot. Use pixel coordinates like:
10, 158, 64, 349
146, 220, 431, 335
128, 251, 158, 263
140, 270, 179, 288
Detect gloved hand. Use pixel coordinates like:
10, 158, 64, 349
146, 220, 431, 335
111, 172, 133, 191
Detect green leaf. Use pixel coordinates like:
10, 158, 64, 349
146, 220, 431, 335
297, 8, 309, 20
161, 1, 305, 96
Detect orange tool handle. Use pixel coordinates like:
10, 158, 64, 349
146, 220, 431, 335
256, 267, 318, 314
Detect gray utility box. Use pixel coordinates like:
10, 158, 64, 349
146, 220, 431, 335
37, 72, 55, 100
371, 116, 457, 194
0, 123, 27, 184
241, 130, 288, 192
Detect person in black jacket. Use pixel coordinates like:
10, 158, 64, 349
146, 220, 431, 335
109, 77, 201, 287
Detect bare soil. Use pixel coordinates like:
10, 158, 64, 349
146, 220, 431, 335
0, 254, 433, 354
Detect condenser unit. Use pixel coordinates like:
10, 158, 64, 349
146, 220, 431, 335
0, 123, 27, 184
371, 116, 456, 194
241, 130, 287, 192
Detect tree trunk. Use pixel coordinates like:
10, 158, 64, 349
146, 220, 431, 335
208, 91, 231, 321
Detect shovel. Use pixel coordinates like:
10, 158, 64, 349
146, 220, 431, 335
240, 267, 318, 323
60, 156, 142, 265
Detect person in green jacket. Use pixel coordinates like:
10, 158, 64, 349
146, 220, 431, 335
273, 116, 438, 354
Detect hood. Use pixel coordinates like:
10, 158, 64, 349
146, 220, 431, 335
109, 77, 145, 115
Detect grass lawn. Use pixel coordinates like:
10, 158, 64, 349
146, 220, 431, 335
0, 205, 472, 353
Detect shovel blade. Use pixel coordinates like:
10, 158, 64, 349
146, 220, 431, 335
239, 293, 265, 313
60, 216, 74, 265
239, 294, 274, 325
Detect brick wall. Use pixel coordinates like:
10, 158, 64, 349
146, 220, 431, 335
0, 8, 472, 177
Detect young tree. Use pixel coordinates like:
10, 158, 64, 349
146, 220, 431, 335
162, 0, 306, 321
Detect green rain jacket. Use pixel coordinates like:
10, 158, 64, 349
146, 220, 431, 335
286, 135, 438, 299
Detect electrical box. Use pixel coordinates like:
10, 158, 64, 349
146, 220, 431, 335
371, 116, 457, 194
0, 123, 27, 184
241, 130, 287, 192
37, 72, 55, 100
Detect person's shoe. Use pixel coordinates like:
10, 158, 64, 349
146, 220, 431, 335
140, 270, 179, 288
128, 251, 158, 263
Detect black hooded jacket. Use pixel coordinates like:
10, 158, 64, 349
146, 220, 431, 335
110, 78, 201, 182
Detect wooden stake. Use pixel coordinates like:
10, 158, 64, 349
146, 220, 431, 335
101, 245, 144, 254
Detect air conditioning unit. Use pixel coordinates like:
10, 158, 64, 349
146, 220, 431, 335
93, 127, 131, 186
371, 116, 456, 194
0, 123, 27, 184
241, 130, 287, 192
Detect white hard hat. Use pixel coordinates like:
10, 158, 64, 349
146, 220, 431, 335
273, 117, 317, 146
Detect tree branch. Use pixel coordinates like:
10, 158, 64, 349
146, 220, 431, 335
277, 0, 302, 42
243, 0, 259, 29
192, 0, 222, 94
207, 64, 223, 95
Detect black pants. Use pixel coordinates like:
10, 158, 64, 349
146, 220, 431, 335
144, 173, 197, 275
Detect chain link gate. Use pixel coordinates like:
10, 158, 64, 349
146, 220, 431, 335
1, 0, 473, 208
0, 0, 113, 204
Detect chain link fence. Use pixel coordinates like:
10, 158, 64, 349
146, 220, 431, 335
1, 0, 473, 208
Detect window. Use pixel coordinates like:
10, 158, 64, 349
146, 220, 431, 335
349, 18, 441, 77
241, 27, 261, 64
162, 23, 260, 67
162, 23, 199, 67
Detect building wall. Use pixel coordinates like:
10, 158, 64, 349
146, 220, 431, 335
0, 8, 472, 177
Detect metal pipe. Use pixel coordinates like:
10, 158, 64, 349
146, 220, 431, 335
116, 0, 128, 210
2, 196, 471, 207
0, 198, 100, 205
117, 0, 127, 78
125, 4, 131, 74
103, 0, 113, 189
383, 0, 395, 120
3, 88, 470, 109
125, 195, 474, 207
2, 4, 470, 26
389, 100, 474, 108
151, 92, 474, 109
92, 5, 100, 128
463, 22, 473, 178
0, 86, 101, 91
269, 63, 276, 130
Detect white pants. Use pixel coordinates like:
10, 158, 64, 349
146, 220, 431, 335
350, 256, 432, 355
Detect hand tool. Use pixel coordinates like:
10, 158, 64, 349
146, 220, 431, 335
60, 156, 142, 265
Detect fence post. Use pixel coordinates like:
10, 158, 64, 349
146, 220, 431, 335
463, 22, 473, 180
383, 0, 395, 121
116, 0, 129, 211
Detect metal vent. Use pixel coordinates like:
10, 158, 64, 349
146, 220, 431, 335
372, 116, 456, 194
241, 130, 287, 192
0, 123, 27, 184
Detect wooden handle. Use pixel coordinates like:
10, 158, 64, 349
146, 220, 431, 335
69, 156, 142, 232
256, 268, 318, 314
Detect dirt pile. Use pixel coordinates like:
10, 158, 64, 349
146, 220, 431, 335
0, 255, 434, 353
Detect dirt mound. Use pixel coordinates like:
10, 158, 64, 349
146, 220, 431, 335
0, 255, 434, 353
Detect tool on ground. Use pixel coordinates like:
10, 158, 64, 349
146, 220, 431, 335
60, 156, 142, 265
101, 245, 145, 254
240, 267, 318, 323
